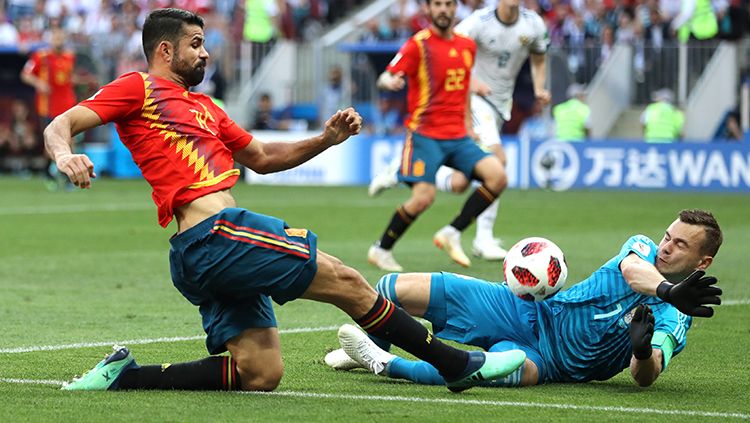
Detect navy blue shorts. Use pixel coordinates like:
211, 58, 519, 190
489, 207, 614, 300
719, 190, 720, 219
169, 208, 318, 354
398, 131, 490, 184
424, 272, 546, 382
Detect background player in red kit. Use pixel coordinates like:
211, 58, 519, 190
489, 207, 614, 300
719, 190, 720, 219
43, 8, 526, 393
21, 26, 78, 187
367, 0, 508, 272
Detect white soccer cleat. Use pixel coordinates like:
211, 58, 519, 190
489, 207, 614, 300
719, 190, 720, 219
433, 226, 471, 267
338, 324, 395, 376
472, 238, 508, 261
367, 244, 404, 272
368, 163, 399, 197
324, 348, 364, 371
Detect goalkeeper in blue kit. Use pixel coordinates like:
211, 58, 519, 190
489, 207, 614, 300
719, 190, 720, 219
326, 209, 723, 387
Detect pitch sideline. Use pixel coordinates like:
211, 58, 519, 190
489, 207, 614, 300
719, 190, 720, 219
0, 378, 747, 419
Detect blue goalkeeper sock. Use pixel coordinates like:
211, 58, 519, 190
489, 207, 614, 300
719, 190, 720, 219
386, 357, 446, 385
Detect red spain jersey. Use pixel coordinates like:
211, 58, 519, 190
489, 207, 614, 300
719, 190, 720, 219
22, 49, 77, 118
387, 28, 476, 139
80, 72, 253, 228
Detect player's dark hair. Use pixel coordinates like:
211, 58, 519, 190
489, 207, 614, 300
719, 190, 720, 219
142, 8, 204, 63
679, 209, 723, 256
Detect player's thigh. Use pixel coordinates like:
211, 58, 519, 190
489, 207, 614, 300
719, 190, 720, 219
472, 154, 506, 191
390, 272, 433, 317
300, 250, 377, 318
424, 272, 531, 349
226, 327, 284, 391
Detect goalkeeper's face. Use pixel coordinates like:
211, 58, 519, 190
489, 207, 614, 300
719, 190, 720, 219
656, 219, 711, 279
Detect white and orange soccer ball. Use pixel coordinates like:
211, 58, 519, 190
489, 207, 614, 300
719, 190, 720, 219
503, 237, 568, 302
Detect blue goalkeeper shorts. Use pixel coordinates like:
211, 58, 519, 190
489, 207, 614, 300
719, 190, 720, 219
169, 207, 318, 354
423, 271, 546, 381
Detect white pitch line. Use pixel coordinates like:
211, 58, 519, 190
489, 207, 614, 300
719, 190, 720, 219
0, 378, 65, 386
723, 299, 750, 306
0, 325, 339, 354
2, 380, 746, 419
244, 391, 750, 420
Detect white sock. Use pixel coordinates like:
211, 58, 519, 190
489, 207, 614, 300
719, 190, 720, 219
435, 166, 454, 192
475, 199, 499, 243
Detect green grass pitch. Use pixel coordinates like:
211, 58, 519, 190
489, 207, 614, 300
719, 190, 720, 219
0, 177, 748, 422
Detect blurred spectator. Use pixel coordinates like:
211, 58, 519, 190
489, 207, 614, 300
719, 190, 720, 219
252, 92, 290, 130
670, 0, 718, 43
598, 24, 615, 65
321, 65, 346, 120
15, 15, 42, 52
6, 0, 36, 22
244, 0, 280, 43
0, 100, 38, 175
553, 83, 591, 141
0, 10, 20, 46
370, 96, 405, 135
641, 88, 684, 142
715, 108, 744, 140
519, 102, 555, 141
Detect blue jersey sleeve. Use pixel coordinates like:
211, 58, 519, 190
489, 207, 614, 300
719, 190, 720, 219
600, 235, 658, 272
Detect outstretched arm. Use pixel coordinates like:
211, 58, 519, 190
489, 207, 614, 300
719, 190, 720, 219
44, 105, 103, 189
234, 108, 362, 174
620, 254, 721, 317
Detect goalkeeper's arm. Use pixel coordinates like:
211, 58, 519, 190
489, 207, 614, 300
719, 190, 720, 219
629, 332, 676, 387
620, 254, 721, 317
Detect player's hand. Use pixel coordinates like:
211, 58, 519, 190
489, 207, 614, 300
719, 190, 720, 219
37, 80, 51, 94
473, 80, 492, 97
467, 127, 480, 142
535, 89, 551, 107
323, 107, 362, 145
56, 153, 97, 189
656, 270, 722, 317
629, 304, 654, 360
386, 72, 406, 91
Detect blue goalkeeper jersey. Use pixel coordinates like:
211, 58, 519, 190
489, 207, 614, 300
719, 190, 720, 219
535, 235, 692, 383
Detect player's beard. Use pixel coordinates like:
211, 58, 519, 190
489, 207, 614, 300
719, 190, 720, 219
172, 53, 206, 87
432, 14, 453, 31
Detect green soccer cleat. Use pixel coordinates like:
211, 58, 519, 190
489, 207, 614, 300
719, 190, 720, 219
446, 349, 526, 393
62, 345, 138, 391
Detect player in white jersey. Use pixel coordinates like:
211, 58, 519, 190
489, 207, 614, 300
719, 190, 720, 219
368, 0, 550, 262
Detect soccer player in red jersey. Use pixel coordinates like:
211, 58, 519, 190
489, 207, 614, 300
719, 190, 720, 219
21, 26, 78, 186
367, 0, 508, 272
44, 8, 524, 393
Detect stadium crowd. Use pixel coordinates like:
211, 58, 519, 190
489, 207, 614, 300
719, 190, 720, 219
0, 0, 747, 174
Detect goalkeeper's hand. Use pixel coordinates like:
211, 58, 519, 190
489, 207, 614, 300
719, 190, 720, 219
629, 304, 655, 360
656, 270, 722, 317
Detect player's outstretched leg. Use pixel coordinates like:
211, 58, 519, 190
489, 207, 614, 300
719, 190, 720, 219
62, 345, 138, 390
63, 345, 244, 391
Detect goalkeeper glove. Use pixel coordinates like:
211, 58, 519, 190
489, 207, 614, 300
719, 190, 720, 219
629, 304, 655, 360
656, 270, 722, 317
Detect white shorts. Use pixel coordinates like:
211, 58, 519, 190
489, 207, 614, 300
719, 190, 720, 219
470, 94, 504, 148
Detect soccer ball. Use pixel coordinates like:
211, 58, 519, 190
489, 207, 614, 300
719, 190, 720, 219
503, 237, 568, 302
